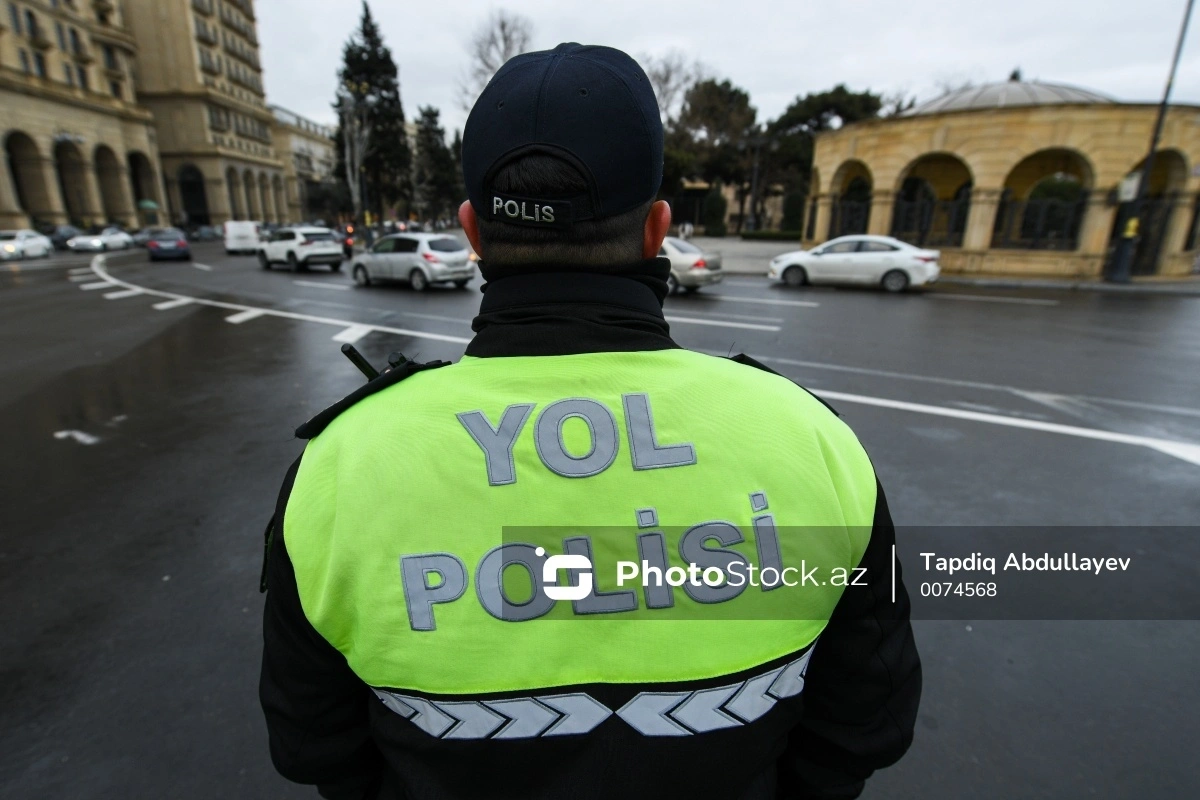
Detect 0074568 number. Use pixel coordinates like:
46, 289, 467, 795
920, 582, 997, 597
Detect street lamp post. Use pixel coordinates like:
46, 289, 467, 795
1106, 0, 1195, 283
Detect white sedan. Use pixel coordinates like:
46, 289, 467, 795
0, 229, 54, 260
768, 235, 940, 293
67, 227, 135, 252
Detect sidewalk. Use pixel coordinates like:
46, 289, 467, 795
937, 273, 1200, 296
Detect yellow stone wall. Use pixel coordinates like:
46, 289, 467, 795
810, 103, 1200, 276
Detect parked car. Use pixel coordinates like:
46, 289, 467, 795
47, 224, 85, 251
224, 220, 262, 255
146, 228, 192, 261
187, 225, 221, 242
66, 226, 134, 252
659, 236, 723, 294
351, 234, 473, 291
768, 235, 940, 293
132, 227, 169, 246
0, 229, 54, 260
258, 226, 343, 272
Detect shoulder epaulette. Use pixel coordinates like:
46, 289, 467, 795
295, 358, 452, 440
727, 352, 840, 417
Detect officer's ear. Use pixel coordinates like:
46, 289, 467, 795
643, 200, 671, 259
459, 200, 483, 259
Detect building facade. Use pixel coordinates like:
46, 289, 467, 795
123, 0, 285, 227
808, 80, 1200, 277
270, 105, 335, 224
1, 0, 167, 230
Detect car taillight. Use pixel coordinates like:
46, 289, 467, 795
300, 239, 313, 246
147, 241, 158, 248
423, 252, 440, 263
916, 256, 937, 263
691, 258, 707, 269
346, 237, 354, 246
177, 240, 188, 248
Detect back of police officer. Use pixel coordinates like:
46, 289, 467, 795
261, 42, 921, 800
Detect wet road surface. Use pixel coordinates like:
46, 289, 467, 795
2, 242, 1198, 798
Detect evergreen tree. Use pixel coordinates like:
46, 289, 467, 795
412, 107, 458, 222
450, 128, 466, 214
333, 2, 410, 222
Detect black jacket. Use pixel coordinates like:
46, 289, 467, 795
260, 260, 921, 800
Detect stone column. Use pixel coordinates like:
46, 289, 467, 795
867, 190, 894, 236
0, 161, 28, 228
111, 165, 138, 228
962, 188, 1003, 251
262, 179, 276, 223
1077, 193, 1117, 258
811, 194, 833, 245
79, 161, 106, 227
243, 177, 258, 220
206, 176, 231, 226
37, 157, 69, 226
1161, 192, 1195, 257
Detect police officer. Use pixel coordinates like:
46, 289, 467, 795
261, 43, 920, 800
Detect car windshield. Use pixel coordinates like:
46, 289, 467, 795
152, 229, 184, 240
0, 233, 16, 241
101, 228, 121, 235
667, 237, 702, 254
427, 237, 465, 252
301, 231, 335, 242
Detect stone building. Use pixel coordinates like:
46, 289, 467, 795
808, 79, 1200, 276
1, 0, 166, 230
122, 0, 285, 227
270, 105, 335, 224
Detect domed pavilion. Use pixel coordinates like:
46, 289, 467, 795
806, 77, 1200, 276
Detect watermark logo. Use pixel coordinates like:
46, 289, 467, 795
535, 547, 593, 601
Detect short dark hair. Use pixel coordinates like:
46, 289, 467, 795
475, 155, 652, 266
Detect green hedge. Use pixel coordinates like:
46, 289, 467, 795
740, 231, 804, 241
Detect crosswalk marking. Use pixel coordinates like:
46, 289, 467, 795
225, 309, 264, 324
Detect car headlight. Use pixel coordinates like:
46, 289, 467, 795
3, 244, 15, 253
92, 239, 103, 246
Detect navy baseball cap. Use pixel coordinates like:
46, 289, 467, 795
461, 43, 664, 229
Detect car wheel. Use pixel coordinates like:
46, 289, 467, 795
353, 265, 371, 287
409, 268, 428, 292
453, 279, 469, 289
782, 265, 807, 287
882, 269, 910, 293
666, 274, 679, 295
100, 243, 108, 252
259, 252, 270, 270
683, 286, 699, 294
287, 252, 299, 272
331, 261, 343, 272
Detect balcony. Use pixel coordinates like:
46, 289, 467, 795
192, 0, 214, 15
196, 24, 218, 45
93, 0, 115, 14
73, 45, 95, 63
31, 27, 54, 51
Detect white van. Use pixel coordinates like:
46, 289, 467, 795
224, 221, 262, 255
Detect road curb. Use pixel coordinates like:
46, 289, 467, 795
936, 276, 1200, 297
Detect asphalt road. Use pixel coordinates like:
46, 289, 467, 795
2, 242, 1198, 799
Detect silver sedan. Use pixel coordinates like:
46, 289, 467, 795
659, 236, 723, 294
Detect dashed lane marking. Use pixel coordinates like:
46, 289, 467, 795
103, 289, 143, 300
88, 255, 471, 345
79, 281, 116, 291
225, 309, 265, 324
294, 279, 350, 291
192, 262, 213, 271
332, 324, 373, 344
152, 297, 194, 311
700, 294, 820, 308
68, 267, 93, 276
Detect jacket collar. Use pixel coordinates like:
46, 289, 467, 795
465, 258, 680, 357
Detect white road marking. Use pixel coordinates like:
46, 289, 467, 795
741, 352, 1200, 419
929, 293, 1059, 306
192, 262, 213, 271
54, 429, 100, 445
664, 315, 780, 332
152, 297, 194, 310
294, 280, 350, 291
79, 281, 116, 291
103, 289, 143, 300
814, 389, 1200, 467
676, 309, 785, 323
333, 324, 373, 344
69, 273, 96, 282
68, 267, 93, 276
225, 309, 265, 324
704, 294, 820, 308
88, 256, 471, 345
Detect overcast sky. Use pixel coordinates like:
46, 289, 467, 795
257, 0, 1200, 137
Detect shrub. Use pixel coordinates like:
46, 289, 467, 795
741, 231, 804, 241
781, 191, 806, 231
702, 183, 728, 237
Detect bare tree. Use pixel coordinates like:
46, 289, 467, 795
881, 90, 918, 117
458, 10, 533, 111
337, 80, 375, 223
641, 50, 708, 124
